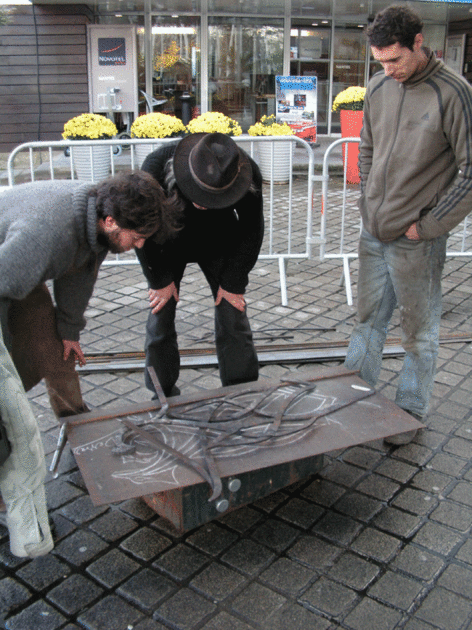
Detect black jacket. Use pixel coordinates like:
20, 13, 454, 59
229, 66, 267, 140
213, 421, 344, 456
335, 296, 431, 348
137, 141, 264, 294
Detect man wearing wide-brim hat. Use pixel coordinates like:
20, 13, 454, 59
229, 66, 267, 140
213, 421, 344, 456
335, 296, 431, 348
137, 132, 264, 397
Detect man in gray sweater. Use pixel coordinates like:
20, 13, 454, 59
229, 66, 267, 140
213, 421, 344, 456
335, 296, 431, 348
0, 170, 173, 557
344, 5, 472, 444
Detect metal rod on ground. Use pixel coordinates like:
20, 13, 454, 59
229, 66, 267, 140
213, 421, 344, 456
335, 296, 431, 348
77, 334, 472, 373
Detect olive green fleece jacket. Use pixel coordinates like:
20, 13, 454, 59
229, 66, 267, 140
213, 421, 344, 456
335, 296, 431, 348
359, 48, 472, 242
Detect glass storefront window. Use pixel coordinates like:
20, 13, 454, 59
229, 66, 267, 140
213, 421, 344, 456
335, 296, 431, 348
208, 18, 284, 131
291, 25, 331, 133
137, 16, 200, 120
209, 0, 284, 15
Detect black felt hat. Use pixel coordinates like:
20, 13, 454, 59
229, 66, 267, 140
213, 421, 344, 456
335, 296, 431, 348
173, 132, 253, 209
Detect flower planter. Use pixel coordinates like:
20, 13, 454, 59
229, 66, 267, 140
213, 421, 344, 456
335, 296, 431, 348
257, 140, 294, 184
340, 110, 364, 185
70, 144, 112, 182
134, 142, 164, 168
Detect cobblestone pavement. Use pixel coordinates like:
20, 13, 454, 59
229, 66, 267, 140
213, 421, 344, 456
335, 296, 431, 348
1, 156, 472, 630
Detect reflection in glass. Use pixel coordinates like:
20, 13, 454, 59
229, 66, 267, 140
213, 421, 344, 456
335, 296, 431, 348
137, 17, 200, 121
208, 18, 284, 131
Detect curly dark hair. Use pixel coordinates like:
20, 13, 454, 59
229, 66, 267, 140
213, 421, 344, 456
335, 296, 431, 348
91, 170, 181, 243
367, 5, 423, 51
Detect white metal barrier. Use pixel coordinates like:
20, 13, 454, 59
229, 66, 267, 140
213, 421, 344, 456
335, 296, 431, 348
6, 135, 315, 306
317, 137, 472, 306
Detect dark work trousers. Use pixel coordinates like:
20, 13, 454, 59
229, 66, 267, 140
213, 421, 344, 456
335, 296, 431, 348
144, 260, 259, 397
4, 284, 88, 418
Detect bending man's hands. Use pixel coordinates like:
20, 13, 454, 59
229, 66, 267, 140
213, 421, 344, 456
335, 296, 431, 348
215, 287, 246, 312
63, 340, 86, 367
149, 282, 179, 314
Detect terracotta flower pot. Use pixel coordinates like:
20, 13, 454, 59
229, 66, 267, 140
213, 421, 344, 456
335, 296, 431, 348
340, 109, 364, 184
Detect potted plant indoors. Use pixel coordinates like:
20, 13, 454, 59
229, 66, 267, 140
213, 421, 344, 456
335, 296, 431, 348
130, 112, 186, 167
62, 113, 118, 182
247, 115, 295, 184
332, 86, 366, 184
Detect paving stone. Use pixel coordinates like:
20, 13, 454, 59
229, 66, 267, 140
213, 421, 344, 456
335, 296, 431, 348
311, 511, 363, 545
327, 552, 380, 591
120, 527, 172, 561
391, 443, 432, 466
402, 620, 437, 630
351, 528, 402, 562
415, 586, 471, 630
88, 509, 139, 542
372, 506, 422, 538
86, 548, 140, 588
427, 453, 467, 477
77, 594, 143, 630
368, 570, 424, 610
412, 522, 465, 556
442, 437, 472, 459
334, 493, 382, 526
455, 538, 472, 565
47, 573, 104, 615
261, 603, 331, 630
300, 479, 346, 507
45, 479, 84, 510
154, 587, 216, 629
190, 562, 245, 601
392, 545, 445, 581
252, 490, 289, 513
220, 538, 275, 576
250, 518, 300, 552
231, 582, 287, 625
186, 522, 238, 556
153, 543, 209, 581
217, 506, 263, 533
354, 473, 400, 501
117, 568, 176, 611
53, 529, 108, 566
5, 600, 67, 630
300, 576, 358, 616
411, 469, 452, 493
392, 488, 438, 516
447, 480, 472, 507
259, 557, 314, 596
200, 611, 254, 630
275, 497, 324, 529
287, 535, 342, 570
343, 597, 403, 630
341, 446, 384, 470
320, 460, 366, 488
16, 554, 71, 591
0, 577, 31, 612
430, 500, 472, 531
437, 563, 472, 599
133, 619, 169, 630
60, 494, 109, 525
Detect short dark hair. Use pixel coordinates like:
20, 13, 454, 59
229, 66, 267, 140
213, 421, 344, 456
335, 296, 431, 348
92, 170, 180, 242
367, 5, 423, 51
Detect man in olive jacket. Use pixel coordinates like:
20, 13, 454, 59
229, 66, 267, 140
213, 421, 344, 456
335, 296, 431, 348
344, 5, 472, 444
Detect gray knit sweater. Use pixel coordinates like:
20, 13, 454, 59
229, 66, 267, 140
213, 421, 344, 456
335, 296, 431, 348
0, 180, 108, 341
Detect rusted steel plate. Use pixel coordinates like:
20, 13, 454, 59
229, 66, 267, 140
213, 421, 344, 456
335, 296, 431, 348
65, 366, 423, 508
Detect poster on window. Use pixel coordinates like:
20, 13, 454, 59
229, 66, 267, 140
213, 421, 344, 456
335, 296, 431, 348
275, 75, 317, 142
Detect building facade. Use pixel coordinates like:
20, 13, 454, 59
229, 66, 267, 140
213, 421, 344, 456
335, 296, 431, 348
1, 0, 472, 151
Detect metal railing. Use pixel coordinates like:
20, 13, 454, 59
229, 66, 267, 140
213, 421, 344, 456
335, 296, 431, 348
5, 135, 316, 306
316, 137, 472, 306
